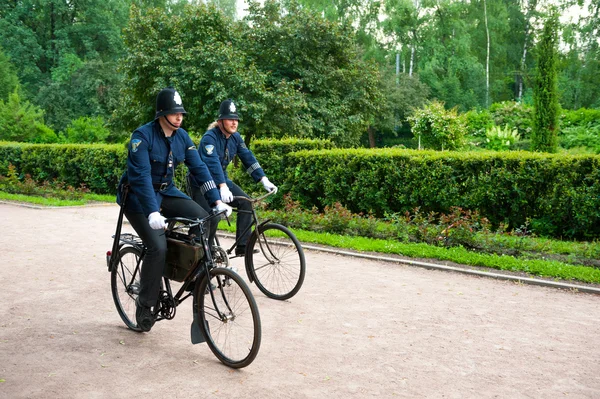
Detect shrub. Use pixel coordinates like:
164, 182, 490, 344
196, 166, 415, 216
0, 89, 58, 143
408, 101, 466, 150
62, 116, 111, 143
463, 109, 494, 138
559, 124, 600, 153
489, 101, 533, 139
483, 125, 521, 151
560, 108, 600, 129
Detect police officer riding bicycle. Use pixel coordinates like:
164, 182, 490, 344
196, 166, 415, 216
117, 87, 232, 332
189, 99, 277, 257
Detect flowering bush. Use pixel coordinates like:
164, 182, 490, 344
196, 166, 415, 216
484, 125, 520, 151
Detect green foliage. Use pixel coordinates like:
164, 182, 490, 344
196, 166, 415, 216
407, 101, 466, 150
0, 89, 58, 143
559, 125, 600, 154
483, 125, 520, 151
0, 47, 19, 101
228, 137, 335, 207
372, 70, 430, 141
560, 108, 600, 130
256, 194, 600, 282
116, 1, 382, 147
559, 7, 600, 110
0, 142, 127, 194
284, 148, 600, 239
0, 0, 129, 130
488, 101, 533, 139
38, 58, 125, 134
62, 116, 111, 144
4, 139, 600, 241
532, 12, 560, 153
0, 164, 90, 200
462, 109, 494, 138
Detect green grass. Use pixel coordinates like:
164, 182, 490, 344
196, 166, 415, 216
0, 191, 113, 206
290, 230, 600, 285
218, 219, 600, 285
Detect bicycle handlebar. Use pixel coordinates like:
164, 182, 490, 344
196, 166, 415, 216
165, 207, 228, 228
232, 186, 278, 204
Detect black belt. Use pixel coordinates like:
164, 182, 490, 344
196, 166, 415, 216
152, 182, 171, 191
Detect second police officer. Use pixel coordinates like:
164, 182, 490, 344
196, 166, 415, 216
189, 99, 277, 257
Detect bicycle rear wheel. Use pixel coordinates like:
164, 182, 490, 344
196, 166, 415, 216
197, 267, 261, 368
246, 223, 306, 300
111, 246, 143, 331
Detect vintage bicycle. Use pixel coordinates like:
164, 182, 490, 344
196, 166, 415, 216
107, 197, 261, 369
215, 188, 306, 301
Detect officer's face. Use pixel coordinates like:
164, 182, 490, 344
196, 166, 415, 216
165, 113, 184, 128
220, 119, 238, 137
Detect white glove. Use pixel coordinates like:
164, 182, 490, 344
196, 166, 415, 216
215, 202, 233, 218
148, 211, 167, 230
219, 185, 234, 203
261, 176, 277, 192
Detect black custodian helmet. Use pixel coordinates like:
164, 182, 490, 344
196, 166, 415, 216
218, 99, 240, 120
155, 87, 187, 119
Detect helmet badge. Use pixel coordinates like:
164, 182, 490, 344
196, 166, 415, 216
173, 91, 183, 105
229, 102, 236, 113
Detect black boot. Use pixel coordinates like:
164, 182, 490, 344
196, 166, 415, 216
135, 297, 155, 332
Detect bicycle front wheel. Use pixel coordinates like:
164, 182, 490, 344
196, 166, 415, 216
246, 223, 306, 300
111, 246, 143, 331
197, 267, 261, 368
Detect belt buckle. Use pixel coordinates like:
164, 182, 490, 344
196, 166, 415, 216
160, 182, 168, 191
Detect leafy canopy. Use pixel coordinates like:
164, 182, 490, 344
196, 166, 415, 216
114, 0, 383, 147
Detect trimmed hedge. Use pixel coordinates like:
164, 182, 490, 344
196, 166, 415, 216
0, 141, 126, 194
2, 139, 600, 239
284, 148, 600, 239
228, 138, 335, 204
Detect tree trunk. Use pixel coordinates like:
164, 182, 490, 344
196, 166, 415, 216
367, 126, 376, 148
519, 0, 537, 102
484, 0, 490, 107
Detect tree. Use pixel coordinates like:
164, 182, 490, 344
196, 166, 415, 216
383, 0, 425, 78
532, 11, 559, 153
370, 69, 430, 147
114, 3, 273, 137
559, 0, 600, 109
242, 0, 383, 146
62, 116, 111, 143
207, 0, 237, 19
0, 88, 58, 143
116, 1, 383, 147
407, 100, 466, 151
296, 0, 385, 62
0, 47, 19, 102
0, 0, 130, 129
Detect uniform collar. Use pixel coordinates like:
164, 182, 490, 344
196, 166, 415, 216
156, 120, 178, 138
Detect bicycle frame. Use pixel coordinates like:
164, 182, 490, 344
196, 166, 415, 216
220, 188, 277, 257
113, 211, 230, 322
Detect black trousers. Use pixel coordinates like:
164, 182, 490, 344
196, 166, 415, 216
190, 181, 253, 249
125, 196, 217, 308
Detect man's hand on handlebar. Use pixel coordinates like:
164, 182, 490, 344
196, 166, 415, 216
214, 201, 233, 218
148, 211, 167, 230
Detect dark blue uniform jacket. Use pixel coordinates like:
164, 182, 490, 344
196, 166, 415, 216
190, 126, 265, 188
117, 121, 219, 216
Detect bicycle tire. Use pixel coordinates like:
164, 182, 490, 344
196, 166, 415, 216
111, 246, 143, 332
246, 223, 306, 300
196, 267, 261, 369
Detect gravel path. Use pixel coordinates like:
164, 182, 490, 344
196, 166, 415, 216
1, 203, 599, 398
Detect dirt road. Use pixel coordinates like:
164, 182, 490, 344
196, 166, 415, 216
1, 203, 599, 398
